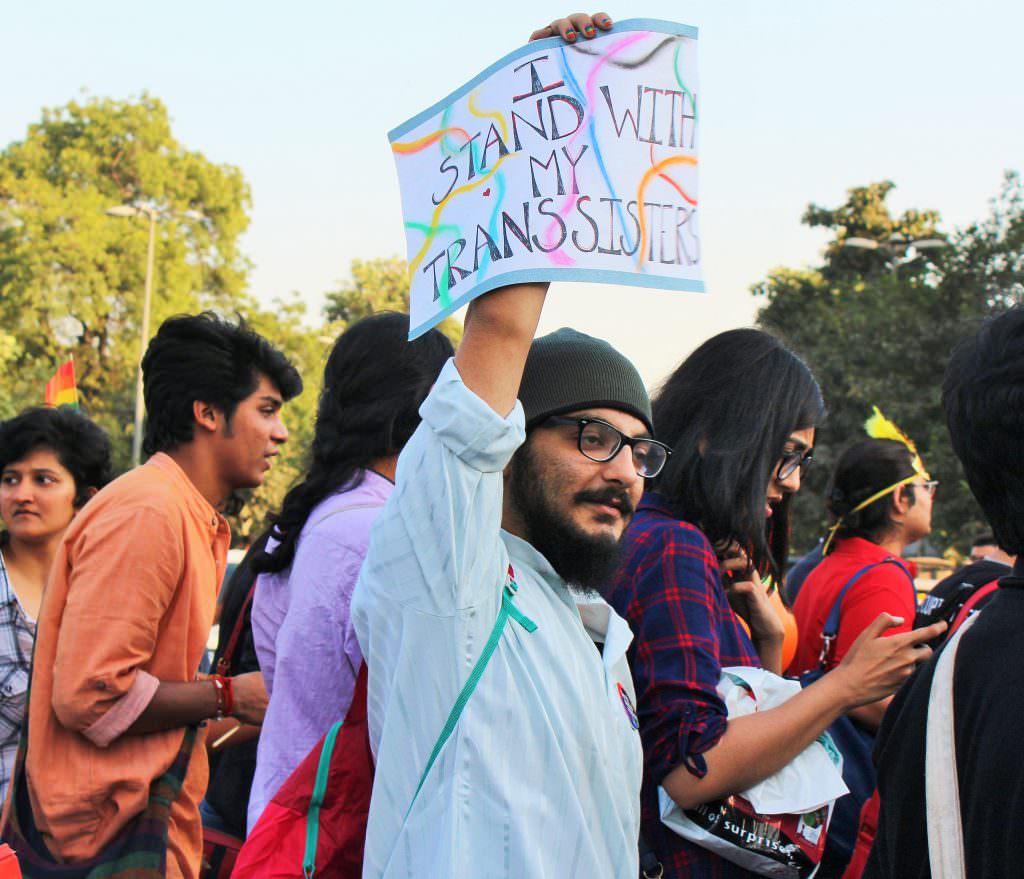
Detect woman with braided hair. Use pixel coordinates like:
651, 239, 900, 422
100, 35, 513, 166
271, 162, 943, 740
245, 313, 453, 832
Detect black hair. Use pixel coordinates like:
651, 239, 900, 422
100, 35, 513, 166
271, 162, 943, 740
767, 492, 794, 603
254, 313, 453, 574
943, 307, 1024, 554
651, 328, 825, 573
825, 438, 917, 546
0, 407, 115, 505
971, 533, 997, 548
141, 312, 303, 456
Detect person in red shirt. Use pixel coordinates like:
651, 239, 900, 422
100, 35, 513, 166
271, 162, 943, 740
787, 436, 936, 721
786, 429, 935, 877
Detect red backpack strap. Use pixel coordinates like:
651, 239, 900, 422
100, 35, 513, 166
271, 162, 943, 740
948, 578, 1000, 635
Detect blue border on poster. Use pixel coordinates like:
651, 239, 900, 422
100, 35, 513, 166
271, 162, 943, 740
409, 268, 705, 339
388, 18, 699, 142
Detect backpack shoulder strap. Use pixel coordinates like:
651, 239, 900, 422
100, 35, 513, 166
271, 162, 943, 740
215, 579, 257, 675
948, 578, 1000, 637
215, 532, 272, 675
818, 557, 915, 668
303, 719, 343, 879
302, 665, 369, 879
925, 613, 976, 878
310, 501, 385, 530
255, 502, 385, 671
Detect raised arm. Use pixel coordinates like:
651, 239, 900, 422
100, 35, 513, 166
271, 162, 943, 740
454, 283, 548, 416
451, 12, 612, 414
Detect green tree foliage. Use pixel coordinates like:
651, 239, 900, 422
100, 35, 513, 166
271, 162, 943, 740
0, 94, 332, 543
325, 257, 463, 347
0, 94, 251, 462
755, 174, 1024, 554
0, 97, 482, 547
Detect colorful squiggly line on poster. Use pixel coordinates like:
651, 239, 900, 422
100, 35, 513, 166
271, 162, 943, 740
390, 18, 703, 339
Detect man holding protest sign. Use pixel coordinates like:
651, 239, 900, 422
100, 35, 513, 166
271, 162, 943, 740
351, 272, 661, 874
352, 19, 661, 879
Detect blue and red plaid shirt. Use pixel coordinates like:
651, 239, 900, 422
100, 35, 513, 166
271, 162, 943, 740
610, 491, 761, 879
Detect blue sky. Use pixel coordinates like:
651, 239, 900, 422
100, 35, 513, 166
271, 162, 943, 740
5, 0, 1021, 385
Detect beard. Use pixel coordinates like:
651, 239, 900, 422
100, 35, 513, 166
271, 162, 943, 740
508, 443, 634, 598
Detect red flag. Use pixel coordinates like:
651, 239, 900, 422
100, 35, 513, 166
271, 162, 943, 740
44, 359, 78, 408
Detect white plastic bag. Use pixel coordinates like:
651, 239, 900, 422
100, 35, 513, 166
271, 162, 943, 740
658, 666, 848, 878
716, 668, 848, 814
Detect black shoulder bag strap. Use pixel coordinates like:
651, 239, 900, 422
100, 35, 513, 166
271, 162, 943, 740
639, 831, 664, 877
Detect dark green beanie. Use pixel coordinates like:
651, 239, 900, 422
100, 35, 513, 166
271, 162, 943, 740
519, 327, 653, 433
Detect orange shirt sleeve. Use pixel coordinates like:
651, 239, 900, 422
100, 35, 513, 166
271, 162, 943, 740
734, 585, 798, 671
51, 502, 184, 736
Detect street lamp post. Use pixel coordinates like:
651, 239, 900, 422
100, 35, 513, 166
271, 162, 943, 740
106, 204, 160, 467
844, 233, 947, 266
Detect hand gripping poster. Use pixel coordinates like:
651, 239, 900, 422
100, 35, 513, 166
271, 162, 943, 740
389, 19, 702, 338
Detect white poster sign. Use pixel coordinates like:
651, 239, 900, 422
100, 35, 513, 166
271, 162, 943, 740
390, 19, 701, 338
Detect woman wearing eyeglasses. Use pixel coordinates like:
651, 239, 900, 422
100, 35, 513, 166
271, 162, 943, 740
608, 330, 944, 879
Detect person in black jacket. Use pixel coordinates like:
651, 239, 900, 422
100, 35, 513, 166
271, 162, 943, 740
866, 306, 1024, 878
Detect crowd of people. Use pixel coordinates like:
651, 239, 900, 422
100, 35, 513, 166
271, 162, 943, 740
1, 12, 1021, 879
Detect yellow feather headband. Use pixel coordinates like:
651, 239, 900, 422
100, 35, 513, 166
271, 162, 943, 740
864, 406, 929, 479
822, 406, 929, 553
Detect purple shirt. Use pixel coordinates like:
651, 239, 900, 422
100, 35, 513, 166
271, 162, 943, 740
247, 470, 392, 831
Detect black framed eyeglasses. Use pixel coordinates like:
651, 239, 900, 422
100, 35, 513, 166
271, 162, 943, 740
543, 416, 672, 478
776, 449, 813, 481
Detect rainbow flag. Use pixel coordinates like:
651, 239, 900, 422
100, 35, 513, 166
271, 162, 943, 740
44, 359, 79, 408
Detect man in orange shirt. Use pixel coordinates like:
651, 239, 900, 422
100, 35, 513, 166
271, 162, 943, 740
18, 313, 302, 879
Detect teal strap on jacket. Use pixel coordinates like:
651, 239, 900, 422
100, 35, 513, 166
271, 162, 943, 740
300, 565, 536, 877
403, 564, 537, 821
303, 719, 344, 879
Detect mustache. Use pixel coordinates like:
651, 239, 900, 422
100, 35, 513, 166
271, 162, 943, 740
574, 487, 635, 517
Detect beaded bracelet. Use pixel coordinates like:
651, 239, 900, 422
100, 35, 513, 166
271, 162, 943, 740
209, 675, 234, 720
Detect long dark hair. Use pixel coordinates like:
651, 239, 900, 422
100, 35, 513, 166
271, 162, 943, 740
826, 439, 917, 546
767, 492, 794, 597
651, 328, 825, 572
254, 313, 453, 574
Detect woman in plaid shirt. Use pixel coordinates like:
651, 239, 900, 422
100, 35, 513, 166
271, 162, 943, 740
0, 407, 112, 804
609, 329, 945, 879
